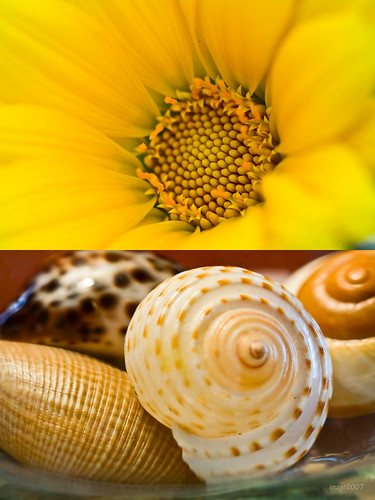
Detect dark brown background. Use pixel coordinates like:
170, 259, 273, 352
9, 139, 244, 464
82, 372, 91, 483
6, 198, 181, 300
0, 251, 330, 312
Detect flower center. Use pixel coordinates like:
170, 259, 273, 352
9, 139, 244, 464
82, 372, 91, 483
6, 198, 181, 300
137, 78, 281, 230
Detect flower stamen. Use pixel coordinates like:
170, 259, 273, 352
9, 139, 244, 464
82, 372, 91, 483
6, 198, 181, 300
137, 77, 281, 230
137, 143, 148, 153
164, 96, 178, 106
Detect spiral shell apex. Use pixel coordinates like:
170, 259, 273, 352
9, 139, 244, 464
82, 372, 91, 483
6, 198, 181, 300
285, 251, 375, 417
125, 266, 332, 483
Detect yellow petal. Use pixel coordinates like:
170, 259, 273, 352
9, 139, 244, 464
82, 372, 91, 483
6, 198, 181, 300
263, 144, 375, 248
108, 220, 194, 250
182, 207, 269, 249
69, 0, 195, 97
295, 0, 374, 23
137, 208, 168, 226
346, 98, 375, 173
109, 206, 270, 250
181, 0, 296, 94
0, 0, 158, 138
270, 11, 375, 154
0, 158, 155, 249
0, 207, 154, 250
0, 105, 140, 173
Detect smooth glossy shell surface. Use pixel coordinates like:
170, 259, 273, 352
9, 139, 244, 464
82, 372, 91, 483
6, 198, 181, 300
125, 266, 332, 483
285, 251, 375, 417
0, 341, 196, 484
0, 251, 183, 368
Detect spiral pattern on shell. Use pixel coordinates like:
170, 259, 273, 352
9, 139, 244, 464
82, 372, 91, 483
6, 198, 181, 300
285, 251, 375, 418
296, 251, 375, 340
125, 266, 332, 483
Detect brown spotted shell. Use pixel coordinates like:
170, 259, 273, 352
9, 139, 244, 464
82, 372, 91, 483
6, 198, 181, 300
0, 340, 197, 484
125, 266, 332, 483
285, 250, 375, 417
0, 251, 184, 368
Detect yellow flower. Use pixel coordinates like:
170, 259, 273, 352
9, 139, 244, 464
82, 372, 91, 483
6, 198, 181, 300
0, 0, 374, 249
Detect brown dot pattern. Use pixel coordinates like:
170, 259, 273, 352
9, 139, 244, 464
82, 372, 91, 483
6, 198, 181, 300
304, 387, 312, 397
270, 428, 285, 442
284, 447, 297, 459
114, 272, 130, 288
294, 408, 302, 419
125, 301, 140, 318
99, 293, 118, 310
316, 400, 325, 416
0, 251, 184, 369
250, 442, 262, 452
304, 425, 314, 439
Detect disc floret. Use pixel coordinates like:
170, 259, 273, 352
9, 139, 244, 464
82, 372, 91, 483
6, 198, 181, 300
138, 77, 281, 230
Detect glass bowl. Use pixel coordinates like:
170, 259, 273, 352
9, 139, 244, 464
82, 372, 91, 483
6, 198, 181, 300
0, 412, 375, 499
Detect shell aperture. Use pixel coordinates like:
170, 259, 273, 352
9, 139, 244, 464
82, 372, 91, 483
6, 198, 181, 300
0, 340, 197, 484
0, 251, 184, 368
285, 250, 375, 417
125, 266, 332, 483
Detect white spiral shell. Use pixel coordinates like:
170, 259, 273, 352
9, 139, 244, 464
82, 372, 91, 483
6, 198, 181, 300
125, 266, 332, 483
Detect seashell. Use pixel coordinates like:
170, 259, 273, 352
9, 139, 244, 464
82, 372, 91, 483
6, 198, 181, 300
0, 251, 184, 368
125, 266, 332, 483
285, 250, 375, 418
0, 340, 197, 484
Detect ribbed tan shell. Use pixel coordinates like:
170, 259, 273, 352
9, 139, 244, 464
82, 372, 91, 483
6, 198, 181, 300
0, 340, 197, 484
125, 266, 332, 483
285, 251, 375, 417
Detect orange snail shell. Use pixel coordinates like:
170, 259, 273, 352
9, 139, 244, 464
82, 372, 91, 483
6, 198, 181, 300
125, 266, 332, 483
285, 251, 375, 417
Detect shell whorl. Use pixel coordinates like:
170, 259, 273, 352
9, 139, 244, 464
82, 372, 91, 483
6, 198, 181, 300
125, 266, 332, 483
0, 341, 197, 484
285, 251, 375, 418
296, 251, 375, 340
